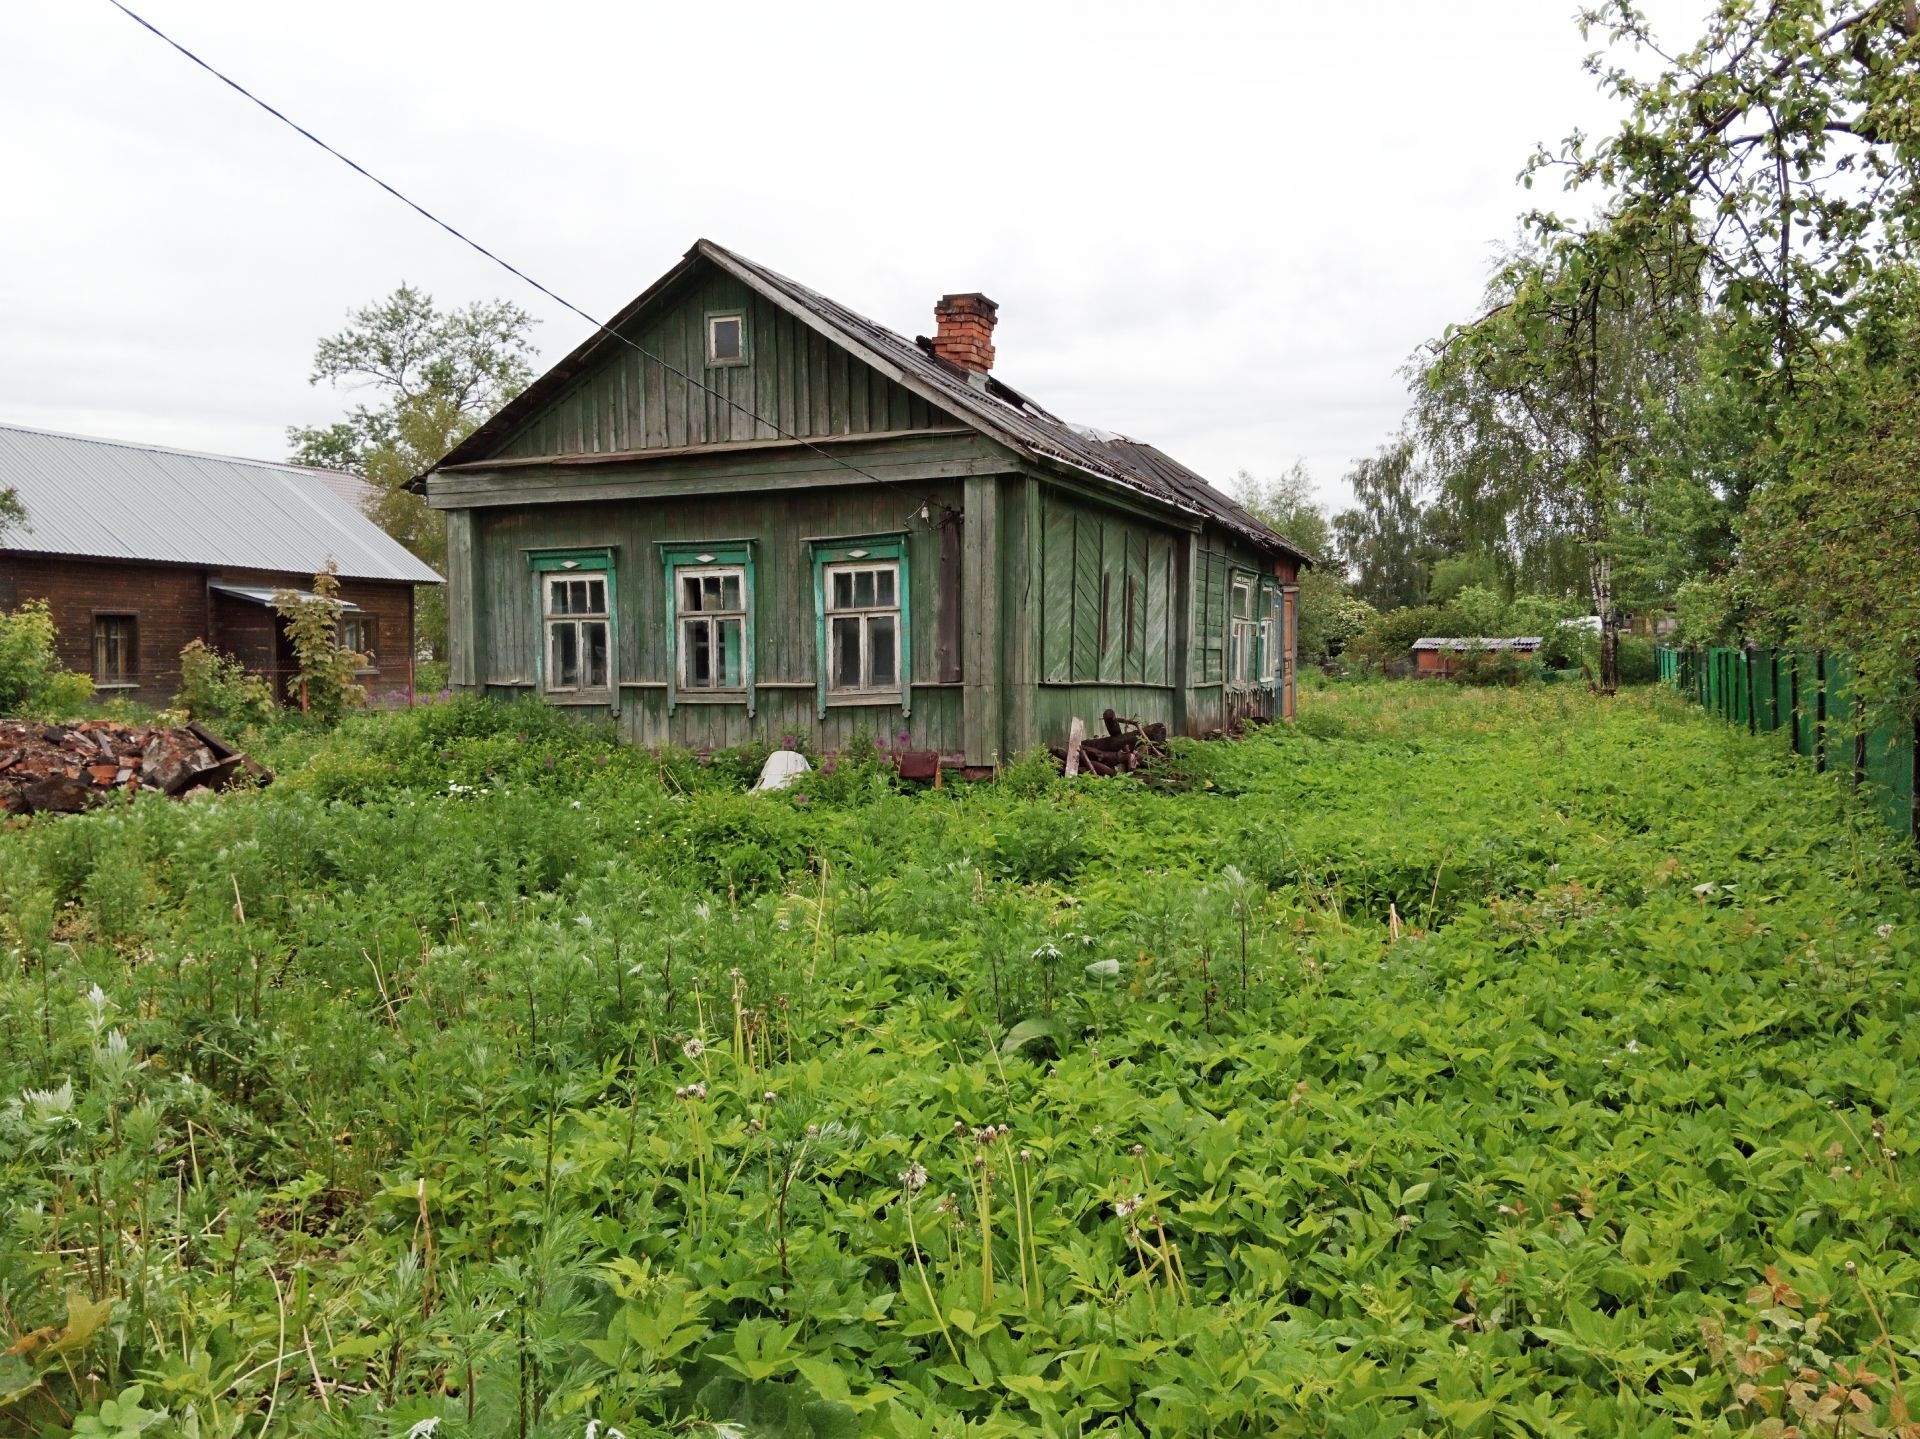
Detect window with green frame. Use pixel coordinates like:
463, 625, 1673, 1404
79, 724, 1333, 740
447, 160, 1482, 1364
1227, 573, 1256, 691
1258, 579, 1281, 685
661, 542, 756, 715
527, 549, 619, 712
808, 533, 910, 717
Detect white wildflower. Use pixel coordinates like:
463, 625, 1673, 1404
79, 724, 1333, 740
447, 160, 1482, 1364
1114, 1194, 1143, 1220
682, 1037, 705, 1060
1623, 1039, 1639, 1054
1032, 942, 1062, 961
898, 1162, 928, 1191
1877, 923, 1895, 940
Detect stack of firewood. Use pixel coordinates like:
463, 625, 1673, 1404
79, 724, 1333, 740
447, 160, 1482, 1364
1050, 709, 1170, 777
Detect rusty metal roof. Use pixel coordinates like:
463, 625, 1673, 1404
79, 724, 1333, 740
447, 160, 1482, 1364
428, 240, 1309, 563
0, 423, 441, 583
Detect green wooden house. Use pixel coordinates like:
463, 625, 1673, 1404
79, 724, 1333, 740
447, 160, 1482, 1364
418, 240, 1309, 768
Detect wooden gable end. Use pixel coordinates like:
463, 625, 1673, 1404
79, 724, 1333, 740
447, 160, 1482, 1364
490, 266, 951, 462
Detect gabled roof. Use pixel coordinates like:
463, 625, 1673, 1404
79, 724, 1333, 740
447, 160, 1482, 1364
0, 422, 441, 584
427, 240, 1310, 564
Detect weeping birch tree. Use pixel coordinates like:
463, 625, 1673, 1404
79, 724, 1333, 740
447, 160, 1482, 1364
1417, 217, 1700, 691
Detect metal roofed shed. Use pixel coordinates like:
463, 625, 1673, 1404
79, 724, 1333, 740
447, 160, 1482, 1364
1, 422, 439, 706
0, 423, 439, 583
1411, 636, 1546, 678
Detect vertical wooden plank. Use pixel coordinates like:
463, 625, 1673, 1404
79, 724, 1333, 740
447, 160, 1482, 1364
446, 508, 481, 689
1172, 533, 1195, 735
962, 474, 1002, 766
1041, 492, 1075, 682
1003, 476, 1040, 756
1071, 514, 1101, 681
937, 512, 964, 683
1143, 534, 1165, 686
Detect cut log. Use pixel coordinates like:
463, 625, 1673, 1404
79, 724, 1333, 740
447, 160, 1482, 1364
1064, 717, 1086, 777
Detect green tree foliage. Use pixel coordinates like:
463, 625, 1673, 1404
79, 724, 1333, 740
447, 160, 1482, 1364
0, 488, 23, 538
1547, 0, 1920, 377
1330, 438, 1435, 611
289, 285, 537, 657
1419, 217, 1700, 690
273, 565, 366, 725
1738, 268, 1920, 708
0, 599, 94, 719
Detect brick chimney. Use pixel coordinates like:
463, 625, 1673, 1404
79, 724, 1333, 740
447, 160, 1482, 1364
931, 292, 998, 373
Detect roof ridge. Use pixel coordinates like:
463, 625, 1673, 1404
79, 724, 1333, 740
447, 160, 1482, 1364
0, 419, 360, 481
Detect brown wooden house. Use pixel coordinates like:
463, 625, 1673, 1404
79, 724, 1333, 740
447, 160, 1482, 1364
416, 240, 1310, 767
0, 423, 441, 706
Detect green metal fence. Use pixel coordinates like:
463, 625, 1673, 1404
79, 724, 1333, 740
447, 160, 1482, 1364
1658, 645, 1919, 847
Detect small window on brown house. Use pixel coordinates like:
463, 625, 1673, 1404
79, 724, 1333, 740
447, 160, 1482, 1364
93, 615, 136, 687
340, 615, 377, 671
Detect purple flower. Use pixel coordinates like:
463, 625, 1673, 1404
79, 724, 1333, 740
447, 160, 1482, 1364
795, 794, 811, 805
822, 758, 837, 774
897, 731, 911, 744
780, 734, 795, 749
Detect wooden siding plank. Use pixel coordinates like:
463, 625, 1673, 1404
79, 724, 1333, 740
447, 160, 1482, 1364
1041, 494, 1075, 683
1071, 513, 1101, 681
962, 474, 1002, 765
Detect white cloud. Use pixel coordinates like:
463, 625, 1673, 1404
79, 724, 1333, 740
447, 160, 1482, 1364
1, 0, 1709, 514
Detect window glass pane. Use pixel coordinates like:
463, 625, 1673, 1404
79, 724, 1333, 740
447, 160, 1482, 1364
720, 573, 742, 611
548, 579, 568, 616
876, 567, 895, 607
719, 617, 743, 687
585, 621, 609, 688
553, 622, 579, 688
683, 575, 703, 612
685, 617, 711, 686
831, 616, 862, 690
869, 615, 897, 688
710, 316, 742, 362
832, 571, 853, 609
853, 569, 876, 608
587, 579, 606, 615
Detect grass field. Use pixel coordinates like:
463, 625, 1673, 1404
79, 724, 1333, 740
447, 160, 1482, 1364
2, 684, 1916, 1438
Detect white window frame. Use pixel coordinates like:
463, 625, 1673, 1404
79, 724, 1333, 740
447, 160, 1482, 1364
1228, 577, 1256, 691
1258, 587, 1280, 685
542, 571, 612, 696
823, 560, 903, 699
706, 312, 747, 367
674, 564, 748, 693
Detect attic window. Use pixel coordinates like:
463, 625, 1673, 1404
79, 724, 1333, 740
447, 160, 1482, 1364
707, 312, 747, 367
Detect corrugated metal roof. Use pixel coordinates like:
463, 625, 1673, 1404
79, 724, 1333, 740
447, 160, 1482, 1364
0, 423, 441, 584
1412, 637, 1544, 651
427, 240, 1310, 564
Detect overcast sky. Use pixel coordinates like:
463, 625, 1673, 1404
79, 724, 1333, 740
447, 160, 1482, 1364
4, 1, 1706, 511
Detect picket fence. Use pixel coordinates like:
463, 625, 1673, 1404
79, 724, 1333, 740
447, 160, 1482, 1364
1656, 645, 1918, 848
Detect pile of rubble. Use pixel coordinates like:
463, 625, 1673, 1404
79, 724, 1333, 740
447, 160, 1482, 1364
0, 720, 268, 815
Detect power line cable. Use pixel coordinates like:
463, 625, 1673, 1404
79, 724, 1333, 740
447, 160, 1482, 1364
104, 0, 932, 504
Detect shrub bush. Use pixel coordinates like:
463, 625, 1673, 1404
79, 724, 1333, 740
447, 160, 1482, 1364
0, 599, 93, 719
174, 640, 277, 736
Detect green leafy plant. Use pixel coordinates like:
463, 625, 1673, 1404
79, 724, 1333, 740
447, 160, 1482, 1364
0, 599, 94, 719
172, 640, 276, 734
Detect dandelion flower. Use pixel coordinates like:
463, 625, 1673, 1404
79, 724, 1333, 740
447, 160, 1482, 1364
683, 1037, 706, 1060
899, 1162, 928, 1191
1114, 1194, 1142, 1219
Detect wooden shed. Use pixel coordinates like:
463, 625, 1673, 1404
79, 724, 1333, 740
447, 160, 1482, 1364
1410, 636, 1543, 678
417, 240, 1309, 768
0, 423, 440, 706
